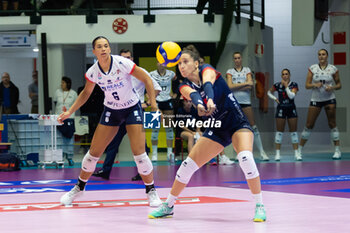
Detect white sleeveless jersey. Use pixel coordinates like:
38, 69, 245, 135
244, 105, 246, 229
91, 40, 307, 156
85, 55, 139, 110
131, 68, 161, 103
226, 67, 252, 104
150, 69, 175, 102
309, 64, 337, 102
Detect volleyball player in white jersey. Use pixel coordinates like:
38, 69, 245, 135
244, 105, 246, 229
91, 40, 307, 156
59, 36, 162, 207
149, 63, 176, 162
299, 49, 342, 159
226, 52, 269, 161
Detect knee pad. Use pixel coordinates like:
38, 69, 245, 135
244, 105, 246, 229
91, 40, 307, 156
165, 127, 174, 140
175, 157, 199, 184
331, 127, 340, 141
290, 132, 299, 144
151, 128, 160, 141
301, 127, 311, 140
275, 131, 283, 144
134, 152, 153, 176
81, 151, 99, 172
252, 125, 260, 136
237, 151, 259, 180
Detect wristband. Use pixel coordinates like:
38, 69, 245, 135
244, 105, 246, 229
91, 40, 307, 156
203, 82, 214, 100
285, 87, 295, 99
189, 92, 204, 107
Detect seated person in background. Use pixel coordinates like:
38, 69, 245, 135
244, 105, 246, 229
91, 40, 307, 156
176, 99, 202, 155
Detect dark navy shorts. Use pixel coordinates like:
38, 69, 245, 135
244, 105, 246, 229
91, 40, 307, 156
157, 99, 173, 111
99, 102, 143, 126
309, 99, 336, 108
203, 110, 253, 147
275, 105, 298, 119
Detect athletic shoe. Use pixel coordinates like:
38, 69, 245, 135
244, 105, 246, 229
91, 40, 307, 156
208, 158, 217, 166
274, 154, 280, 161
147, 188, 162, 207
295, 152, 302, 161
260, 151, 269, 161
332, 151, 341, 160
92, 169, 110, 180
253, 203, 266, 222
151, 153, 158, 161
148, 202, 174, 219
60, 185, 84, 205
219, 154, 234, 165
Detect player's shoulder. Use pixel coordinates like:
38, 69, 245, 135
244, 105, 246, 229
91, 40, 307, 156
226, 68, 235, 74
309, 64, 318, 71
243, 67, 251, 73
149, 70, 158, 75
328, 64, 337, 71
166, 69, 175, 74
290, 81, 298, 87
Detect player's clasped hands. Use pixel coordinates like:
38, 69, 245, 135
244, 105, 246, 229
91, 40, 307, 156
206, 99, 216, 116
197, 99, 216, 117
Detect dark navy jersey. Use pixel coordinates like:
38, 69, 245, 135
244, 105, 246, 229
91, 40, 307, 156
273, 81, 298, 107
179, 64, 243, 120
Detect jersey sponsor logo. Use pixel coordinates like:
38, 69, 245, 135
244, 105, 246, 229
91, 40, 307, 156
106, 99, 135, 108
143, 111, 161, 129
100, 82, 125, 92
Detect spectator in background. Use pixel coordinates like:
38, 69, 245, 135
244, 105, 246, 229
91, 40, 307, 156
28, 70, 39, 113
54, 76, 78, 166
2, 0, 19, 14
0, 72, 19, 114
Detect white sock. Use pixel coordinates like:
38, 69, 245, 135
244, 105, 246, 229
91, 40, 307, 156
294, 150, 299, 156
152, 145, 158, 155
275, 150, 280, 156
166, 193, 177, 207
298, 145, 303, 153
252, 126, 264, 153
144, 180, 154, 186
252, 193, 263, 205
167, 147, 173, 154
335, 146, 340, 152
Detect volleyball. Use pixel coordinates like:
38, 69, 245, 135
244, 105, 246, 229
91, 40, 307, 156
156, 41, 182, 67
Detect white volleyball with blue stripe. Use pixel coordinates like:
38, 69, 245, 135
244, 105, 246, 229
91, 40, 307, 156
156, 41, 182, 67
